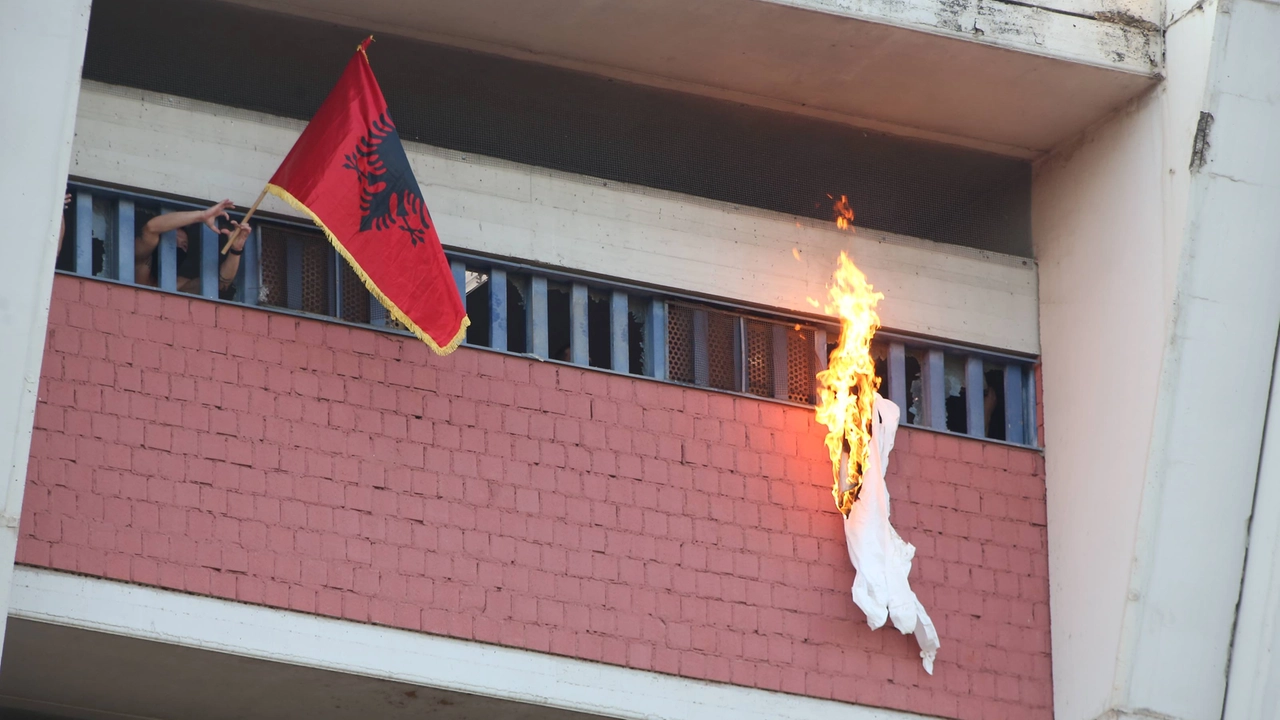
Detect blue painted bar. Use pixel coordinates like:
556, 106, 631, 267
73, 191, 93, 276
611, 290, 629, 372
240, 227, 260, 305
692, 309, 710, 386
157, 206, 178, 292
334, 249, 346, 316
199, 225, 220, 299
489, 268, 508, 351
772, 324, 789, 399
327, 249, 340, 317
114, 199, 135, 284
1024, 366, 1038, 447
285, 237, 303, 310
965, 356, 985, 437
1004, 363, 1026, 444
924, 349, 946, 430
646, 299, 668, 380
450, 260, 466, 308
888, 342, 907, 412
528, 276, 549, 358
570, 283, 589, 365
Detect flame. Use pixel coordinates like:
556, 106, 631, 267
792, 247, 802, 261
814, 251, 883, 516
833, 195, 855, 231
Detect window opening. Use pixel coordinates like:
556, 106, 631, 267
587, 290, 611, 370
628, 297, 647, 376
507, 273, 529, 355
464, 268, 491, 347
547, 281, 572, 362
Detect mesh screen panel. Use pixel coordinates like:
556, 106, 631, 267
339, 261, 370, 324
705, 311, 738, 392
301, 241, 330, 315
788, 326, 816, 404
83, 0, 1033, 257
668, 305, 695, 385
744, 320, 775, 398
260, 228, 287, 309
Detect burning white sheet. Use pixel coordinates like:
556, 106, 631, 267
840, 394, 940, 674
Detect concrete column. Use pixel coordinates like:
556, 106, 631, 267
0, 0, 92, 667
1123, 2, 1280, 717
1222, 336, 1280, 720
1036, 0, 1280, 717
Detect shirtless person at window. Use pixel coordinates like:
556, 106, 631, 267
135, 199, 251, 298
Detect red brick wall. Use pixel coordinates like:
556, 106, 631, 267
20, 276, 1052, 719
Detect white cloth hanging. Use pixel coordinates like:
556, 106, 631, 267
841, 394, 940, 674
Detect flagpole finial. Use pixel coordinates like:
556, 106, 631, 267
358, 35, 374, 54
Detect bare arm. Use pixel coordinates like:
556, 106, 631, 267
218, 221, 252, 291
139, 199, 236, 249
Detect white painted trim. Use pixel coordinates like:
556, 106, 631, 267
10, 567, 938, 720
71, 82, 1041, 354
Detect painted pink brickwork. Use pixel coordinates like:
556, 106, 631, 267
20, 276, 1052, 719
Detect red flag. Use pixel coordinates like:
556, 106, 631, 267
266, 37, 468, 354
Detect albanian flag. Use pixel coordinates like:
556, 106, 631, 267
265, 37, 468, 354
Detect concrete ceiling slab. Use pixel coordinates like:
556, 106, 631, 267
219, 0, 1159, 156
0, 619, 602, 720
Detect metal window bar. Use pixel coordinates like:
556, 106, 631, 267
691, 308, 710, 387
528, 275, 549, 359
965, 356, 985, 439
570, 282, 589, 366
647, 298, 668, 381
772, 324, 789, 400
200, 224, 219, 300
327, 248, 340, 317
489, 267, 508, 352
1024, 367, 1039, 447
114, 198, 135, 284
922, 349, 946, 431
1004, 363, 1025, 445
157, 206, 178, 292
611, 290, 629, 373
73, 190, 93, 277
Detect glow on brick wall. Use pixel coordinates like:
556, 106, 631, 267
813, 200, 941, 673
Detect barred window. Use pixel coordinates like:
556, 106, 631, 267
667, 303, 822, 404
61, 180, 1040, 447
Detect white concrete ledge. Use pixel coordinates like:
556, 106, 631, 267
10, 567, 936, 720
71, 82, 1040, 354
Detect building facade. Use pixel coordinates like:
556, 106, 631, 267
1, 1, 1278, 720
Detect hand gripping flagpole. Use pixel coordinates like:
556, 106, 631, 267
220, 187, 268, 255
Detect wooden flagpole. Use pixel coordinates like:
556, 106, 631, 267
221, 187, 269, 254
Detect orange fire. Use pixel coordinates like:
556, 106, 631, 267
833, 194, 855, 230
814, 251, 883, 516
